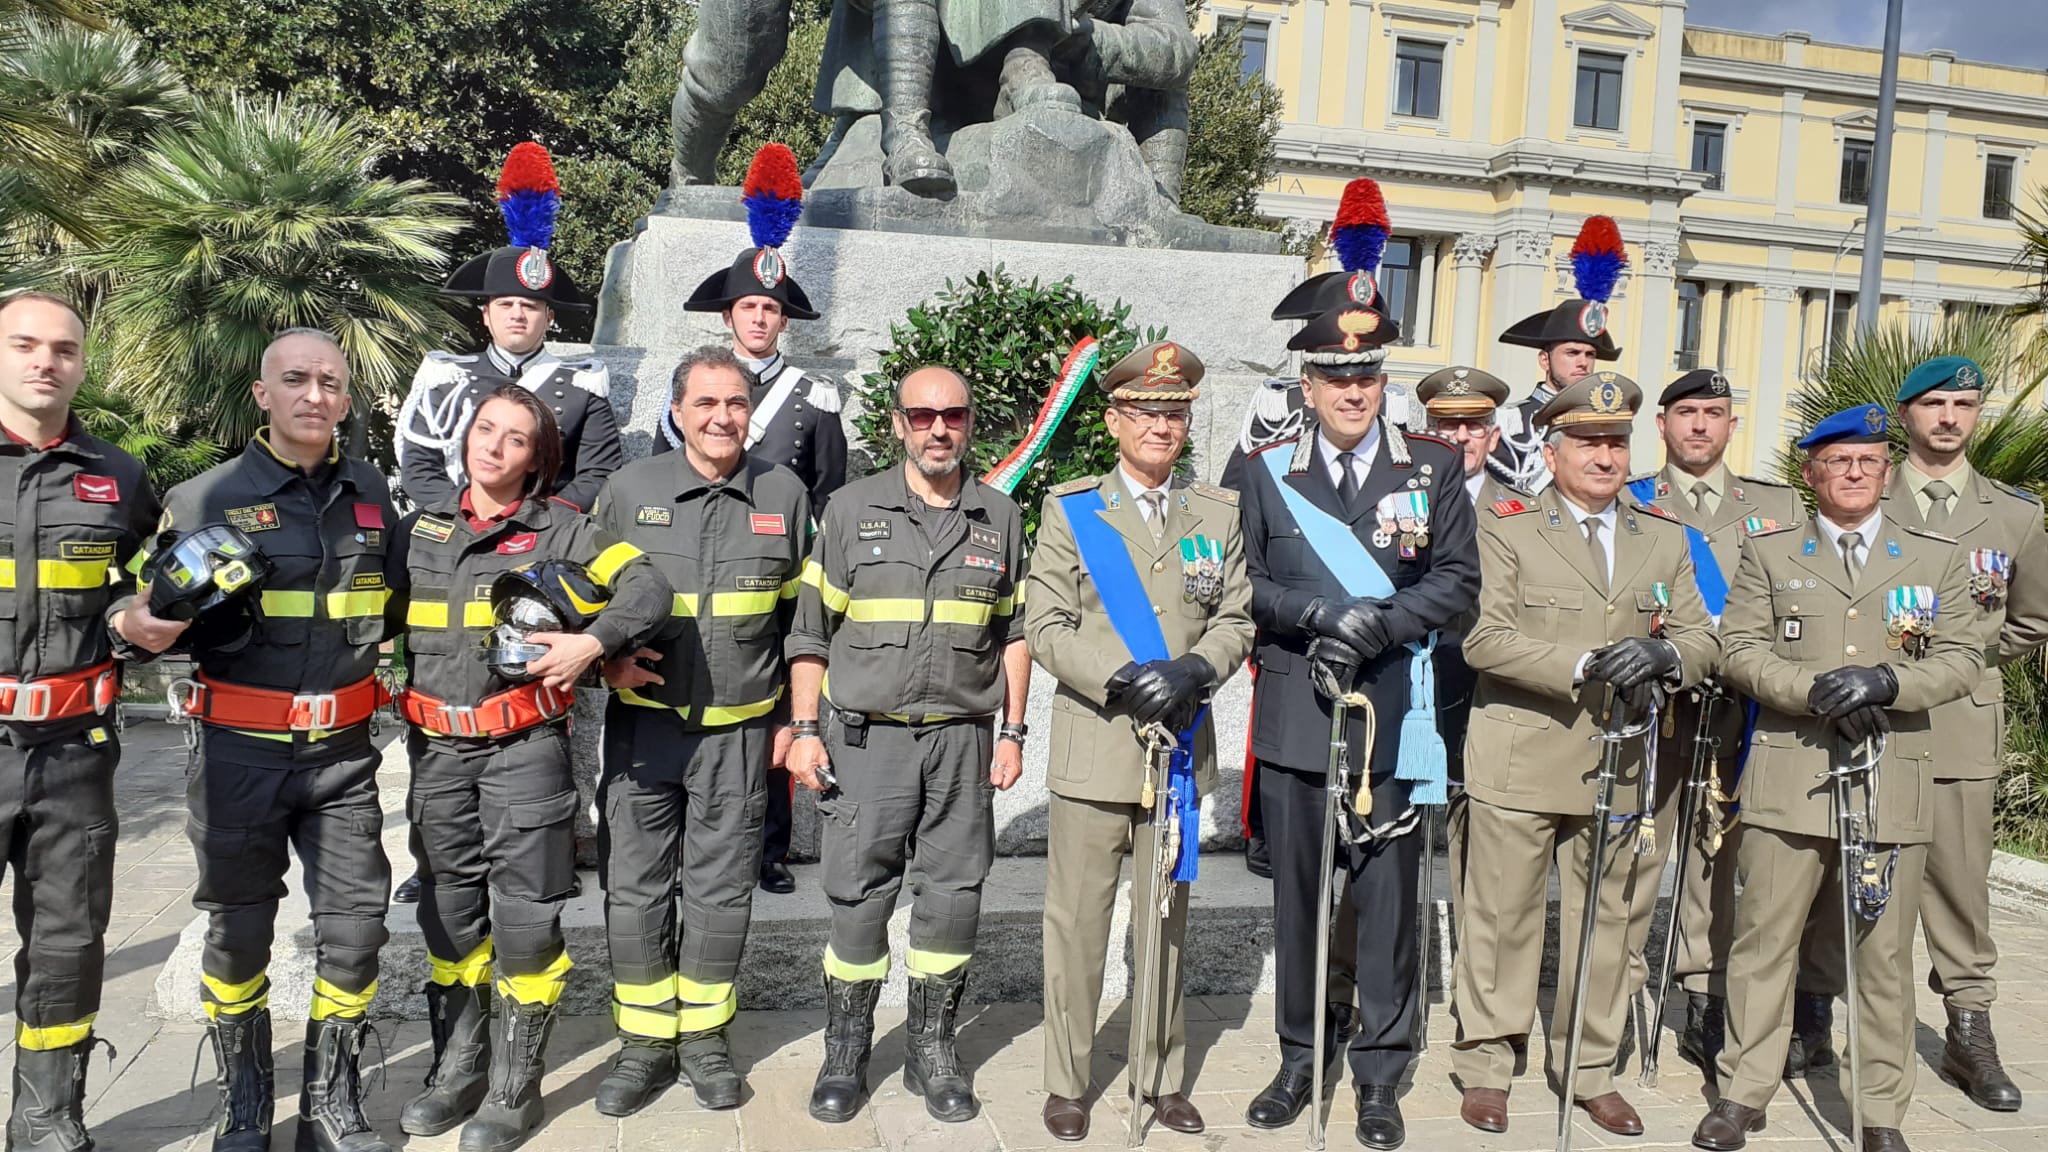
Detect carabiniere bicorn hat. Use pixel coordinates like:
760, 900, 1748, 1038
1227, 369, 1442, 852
1272, 178, 1391, 321
684, 144, 819, 321
1498, 215, 1627, 360
441, 143, 593, 311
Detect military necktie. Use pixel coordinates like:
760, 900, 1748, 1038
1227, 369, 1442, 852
1691, 480, 1714, 516
1140, 491, 1166, 542
1337, 450, 1362, 513
1840, 530, 1865, 588
1924, 479, 1954, 529
1585, 517, 1609, 593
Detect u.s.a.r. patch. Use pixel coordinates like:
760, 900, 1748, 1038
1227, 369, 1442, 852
858, 519, 892, 541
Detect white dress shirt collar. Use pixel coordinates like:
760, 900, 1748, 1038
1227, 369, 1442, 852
1560, 494, 1619, 583
1119, 466, 1172, 521
1818, 508, 1884, 568
1317, 425, 1381, 490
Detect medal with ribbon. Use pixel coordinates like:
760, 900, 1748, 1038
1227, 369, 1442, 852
1968, 548, 2011, 608
1884, 584, 1937, 659
1179, 535, 1224, 605
1375, 491, 1431, 558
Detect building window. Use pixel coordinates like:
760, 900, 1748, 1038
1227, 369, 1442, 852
1379, 238, 1424, 344
1985, 155, 2016, 220
1232, 19, 1271, 83
1828, 291, 1857, 356
1573, 51, 1625, 131
1689, 121, 1726, 190
1393, 39, 1444, 120
1840, 139, 1873, 205
1675, 280, 1706, 370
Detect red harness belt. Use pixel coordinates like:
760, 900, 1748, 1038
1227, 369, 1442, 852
173, 673, 390, 732
398, 681, 573, 739
0, 661, 119, 724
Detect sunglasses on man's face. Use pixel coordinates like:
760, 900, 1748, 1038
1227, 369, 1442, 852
898, 406, 972, 431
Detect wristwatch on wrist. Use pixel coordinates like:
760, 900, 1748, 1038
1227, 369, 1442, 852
998, 722, 1029, 747
790, 719, 823, 742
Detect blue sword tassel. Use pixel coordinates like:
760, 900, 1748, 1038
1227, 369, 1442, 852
1395, 631, 1448, 804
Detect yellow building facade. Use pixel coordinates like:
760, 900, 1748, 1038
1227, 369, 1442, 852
1210, 0, 2047, 471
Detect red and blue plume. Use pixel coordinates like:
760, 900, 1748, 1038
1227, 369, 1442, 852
1330, 178, 1390, 275
495, 143, 562, 250
741, 143, 803, 250
1569, 215, 1627, 303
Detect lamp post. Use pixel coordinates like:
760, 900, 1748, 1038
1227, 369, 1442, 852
1856, 0, 1907, 335
1824, 221, 1935, 376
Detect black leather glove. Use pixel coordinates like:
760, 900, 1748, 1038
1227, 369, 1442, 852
1582, 637, 1682, 691
1807, 664, 1899, 718
1835, 702, 1892, 746
1301, 597, 1395, 661
1125, 654, 1216, 728
1105, 660, 1141, 707
1585, 676, 1655, 716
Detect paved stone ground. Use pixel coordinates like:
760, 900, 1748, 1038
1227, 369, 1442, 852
4, 722, 2046, 1152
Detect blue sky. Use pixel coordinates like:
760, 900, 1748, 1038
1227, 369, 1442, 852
1686, 0, 2048, 70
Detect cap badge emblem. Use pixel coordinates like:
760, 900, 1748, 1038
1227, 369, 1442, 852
515, 248, 554, 290
1579, 301, 1607, 338
1346, 271, 1376, 306
1590, 377, 1624, 415
1338, 309, 1379, 352
753, 247, 785, 290
1145, 344, 1181, 386
1709, 373, 1729, 396
1957, 364, 1982, 388
1863, 406, 1884, 433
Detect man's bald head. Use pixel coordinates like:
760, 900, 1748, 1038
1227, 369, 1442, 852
260, 328, 347, 383
896, 365, 970, 411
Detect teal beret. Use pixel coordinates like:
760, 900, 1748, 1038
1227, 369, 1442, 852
1897, 356, 1987, 403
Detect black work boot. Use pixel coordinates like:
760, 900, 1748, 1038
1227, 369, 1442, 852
902, 968, 977, 1123
8, 1037, 109, 1152
1783, 992, 1835, 1078
593, 1039, 676, 1118
206, 1009, 275, 1152
459, 997, 555, 1152
676, 1027, 743, 1110
1941, 1005, 2023, 1112
295, 1018, 390, 1152
809, 975, 883, 1123
1679, 991, 1727, 1074
399, 983, 491, 1136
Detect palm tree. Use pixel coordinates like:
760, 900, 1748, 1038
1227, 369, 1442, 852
0, 1, 108, 286
79, 93, 467, 449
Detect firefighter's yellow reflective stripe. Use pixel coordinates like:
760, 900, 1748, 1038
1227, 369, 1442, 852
710, 590, 779, 617
588, 541, 642, 585
1010, 584, 1026, 609
496, 951, 572, 1007
612, 976, 676, 1008
613, 1002, 680, 1040
615, 687, 782, 727
17, 1016, 96, 1051
994, 592, 1017, 615
261, 590, 317, 617
781, 576, 801, 600
127, 550, 148, 576
202, 972, 269, 1020
675, 991, 737, 1033
675, 974, 732, 1005
464, 601, 495, 628
802, 562, 850, 614
672, 593, 701, 617
408, 601, 450, 628
929, 600, 990, 627
822, 944, 889, 983
904, 948, 971, 978
846, 598, 926, 623
310, 978, 376, 1021
327, 588, 389, 618
0, 559, 12, 586
429, 938, 493, 988
39, 558, 110, 589
231, 727, 346, 743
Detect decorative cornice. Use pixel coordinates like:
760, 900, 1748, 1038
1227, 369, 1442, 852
1560, 3, 1657, 40
1640, 240, 1680, 277
1761, 284, 1799, 303
1451, 233, 1497, 267
1679, 54, 2048, 123
1503, 229, 1553, 266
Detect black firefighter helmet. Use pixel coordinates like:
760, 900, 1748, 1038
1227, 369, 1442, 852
142, 523, 273, 623
483, 560, 610, 681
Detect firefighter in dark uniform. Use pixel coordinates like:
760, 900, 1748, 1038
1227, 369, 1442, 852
786, 366, 1030, 1126
654, 152, 849, 894
395, 145, 621, 516
1235, 303, 1481, 1150
0, 293, 154, 1152
587, 347, 813, 1117
117, 330, 410, 1152
393, 384, 669, 1152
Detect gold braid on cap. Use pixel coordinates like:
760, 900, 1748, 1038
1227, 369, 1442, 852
1112, 344, 1201, 400
1110, 384, 1200, 401
1302, 348, 1390, 367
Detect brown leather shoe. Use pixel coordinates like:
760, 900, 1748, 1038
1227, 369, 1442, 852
1691, 1099, 1765, 1150
1043, 1095, 1089, 1141
1460, 1087, 1508, 1133
1145, 1093, 1204, 1134
1861, 1128, 1910, 1152
1576, 1092, 1644, 1136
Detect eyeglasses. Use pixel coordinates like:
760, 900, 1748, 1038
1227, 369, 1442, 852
1114, 406, 1191, 429
1810, 454, 1890, 477
897, 406, 971, 431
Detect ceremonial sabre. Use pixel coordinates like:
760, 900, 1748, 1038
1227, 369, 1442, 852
1639, 679, 1724, 1087
982, 338, 1100, 494
1309, 670, 1375, 1152
1127, 721, 1180, 1147
1820, 732, 1890, 1152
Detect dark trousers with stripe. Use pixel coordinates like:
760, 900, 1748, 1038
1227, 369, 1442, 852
0, 727, 119, 1042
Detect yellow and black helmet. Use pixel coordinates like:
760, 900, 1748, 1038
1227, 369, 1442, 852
141, 523, 273, 622
483, 560, 610, 680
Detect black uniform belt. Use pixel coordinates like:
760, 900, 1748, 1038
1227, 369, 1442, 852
838, 708, 982, 728
0, 661, 118, 724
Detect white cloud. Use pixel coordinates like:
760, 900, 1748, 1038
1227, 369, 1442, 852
1685, 0, 2048, 70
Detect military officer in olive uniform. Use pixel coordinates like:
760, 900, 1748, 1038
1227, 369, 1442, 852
657, 177, 849, 894
1883, 357, 2048, 1113
1235, 303, 1480, 1151
1692, 405, 1984, 1152
1451, 373, 1719, 1140
1624, 368, 1804, 1073
1026, 342, 1254, 1142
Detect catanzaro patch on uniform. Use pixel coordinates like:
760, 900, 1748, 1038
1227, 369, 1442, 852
858, 519, 892, 541
497, 532, 538, 555
956, 583, 999, 604
350, 573, 385, 590
413, 515, 456, 543
635, 506, 673, 527
226, 503, 281, 532
969, 525, 1002, 553
73, 475, 120, 503
735, 576, 781, 591
59, 541, 116, 561
751, 513, 787, 535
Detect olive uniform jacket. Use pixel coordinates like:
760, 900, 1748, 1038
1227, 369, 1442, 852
1025, 471, 1254, 805
1719, 516, 1984, 843
1880, 467, 2048, 782
1462, 485, 1720, 817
